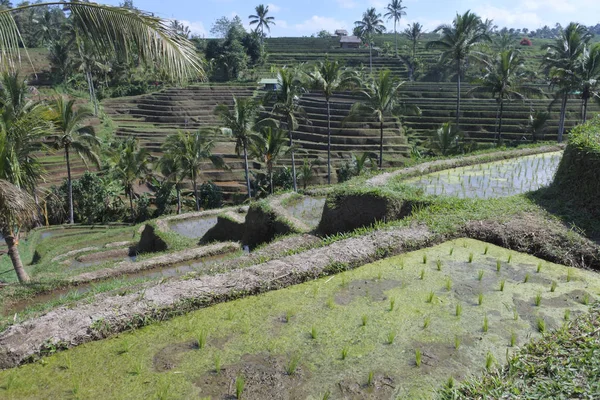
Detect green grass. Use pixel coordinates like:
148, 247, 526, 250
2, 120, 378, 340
3, 240, 598, 399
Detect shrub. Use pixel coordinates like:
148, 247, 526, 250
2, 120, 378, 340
198, 182, 223, 210
520, 38, 532, 46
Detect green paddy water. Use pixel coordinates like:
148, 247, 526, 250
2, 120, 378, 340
405, 152, 562, 199
1, 238, 599, 399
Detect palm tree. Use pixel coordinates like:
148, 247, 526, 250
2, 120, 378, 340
542, 22, 592, 142
348, 69, 419, 168
427, 122, 463, 156
249, 126, 291, 194
161, 130, 225, 211
46, 96, 100, 224
403, 22, 423, 59
355, 8, 386, 74
0, 179, 36, 283
108, 137, 151, 222
0, 2, 203, 113
426, 11, 491, 127
249, 4, 275, 39
521, 110, 551, 143
577, 43, 600, 123
270, 66, 307, 191
384, 0, 407, 57
299, 158, 316, 190
306, 58, 357, 184
216, 96, 264, 199
469, 49, 543, 144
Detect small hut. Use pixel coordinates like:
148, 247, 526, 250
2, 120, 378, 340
340, 36, 361, 49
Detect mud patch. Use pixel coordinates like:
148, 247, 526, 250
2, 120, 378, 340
152, 340, 198, 372
335, 279, 402, 305
195, 354, 309, 400
337, 374, 396, 399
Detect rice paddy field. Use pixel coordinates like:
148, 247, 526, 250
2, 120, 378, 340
2, 239, 597, 399
403, 152, 562, 199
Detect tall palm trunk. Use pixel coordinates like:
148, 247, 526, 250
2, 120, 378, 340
128, 187, 135, 222
582, 96, 589, 123
379, 120, 384, 169
558, 93, 568, 143
268, 164, 273, 195
456, 60, 461, 127
394, 20, 398, 57
288, 126, 297, 192
497, 100, 505, 145
369, 39, 373, 74
243, 142, 252, 199
5, 235, 30, 283
176, 187, 182, 214
65, 145, 74, 225
85, 69, 99, 116
192, 176, 200, 211
326, 98, 332, 184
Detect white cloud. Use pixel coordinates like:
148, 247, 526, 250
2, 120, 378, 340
178, 20, 207, 37
294, 15, 349, 34
474, 5, 544, 28
522, 0, 576, 13
267, 3, 281, 13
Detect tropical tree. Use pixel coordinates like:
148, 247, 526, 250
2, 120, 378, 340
46, 96, 100, 224
0, 179, 36, 283
216, 96, 264, 199
249, 126, 291, 194
542, 22, 592, 142
427, 122, 463, 156
299, 157, 316, 190
161, 130, 225, 212
355, 8, 386, 73
306, 58, 357, 184
469, 49, 543, 144
348, 69, 419, 168
0, 2, 204, 115
384, 0, 406, 57
521, 110, 551, 143
248, 4, 275, 39
108, 137, 151, 222
269, 66, 307, 191
403, 22, 423, 59
426, 10, 491, 127
157, 150, 185, 214
576, 43, 600, 123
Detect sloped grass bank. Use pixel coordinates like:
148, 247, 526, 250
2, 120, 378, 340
439, 302, 600, 399
1, 239, 599, 399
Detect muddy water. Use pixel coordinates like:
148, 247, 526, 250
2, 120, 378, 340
3, 253, 233, 316
406, 152, 562, 198
168, 216, 218, 239
282, 196, 325, 228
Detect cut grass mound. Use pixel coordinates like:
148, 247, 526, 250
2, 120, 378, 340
438, 302, 600, 399
551, 116, 600, 217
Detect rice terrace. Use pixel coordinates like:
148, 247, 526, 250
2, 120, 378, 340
0, 1, 599, 399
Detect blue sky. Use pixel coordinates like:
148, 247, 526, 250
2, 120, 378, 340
102, 0, 600, 37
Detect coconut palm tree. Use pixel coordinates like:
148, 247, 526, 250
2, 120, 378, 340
355, 8, 386, 74
348, 69, 420, 168
0, 179, 36, 283
46, 96, 100, 224
427, 122, 463, 156
469, 49, 543, 144
426, 11, 491, 127
403, 22, 423, 59
216, 96, 264, 199
108, 137, 151, 222
249, 126, 291, 194
249, 4, 275, 39
306, 58, 357, 183
577, 43, 600, 123
269, 66, 307, 192
161, 130, 225, 211
384, 0, 406, 58
542, 22, 592, 142
0, 2, 203, 113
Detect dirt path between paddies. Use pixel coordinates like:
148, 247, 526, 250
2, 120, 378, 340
0, 225, 434, 369
67, 242, 240, 285
367, 144, 565, 187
